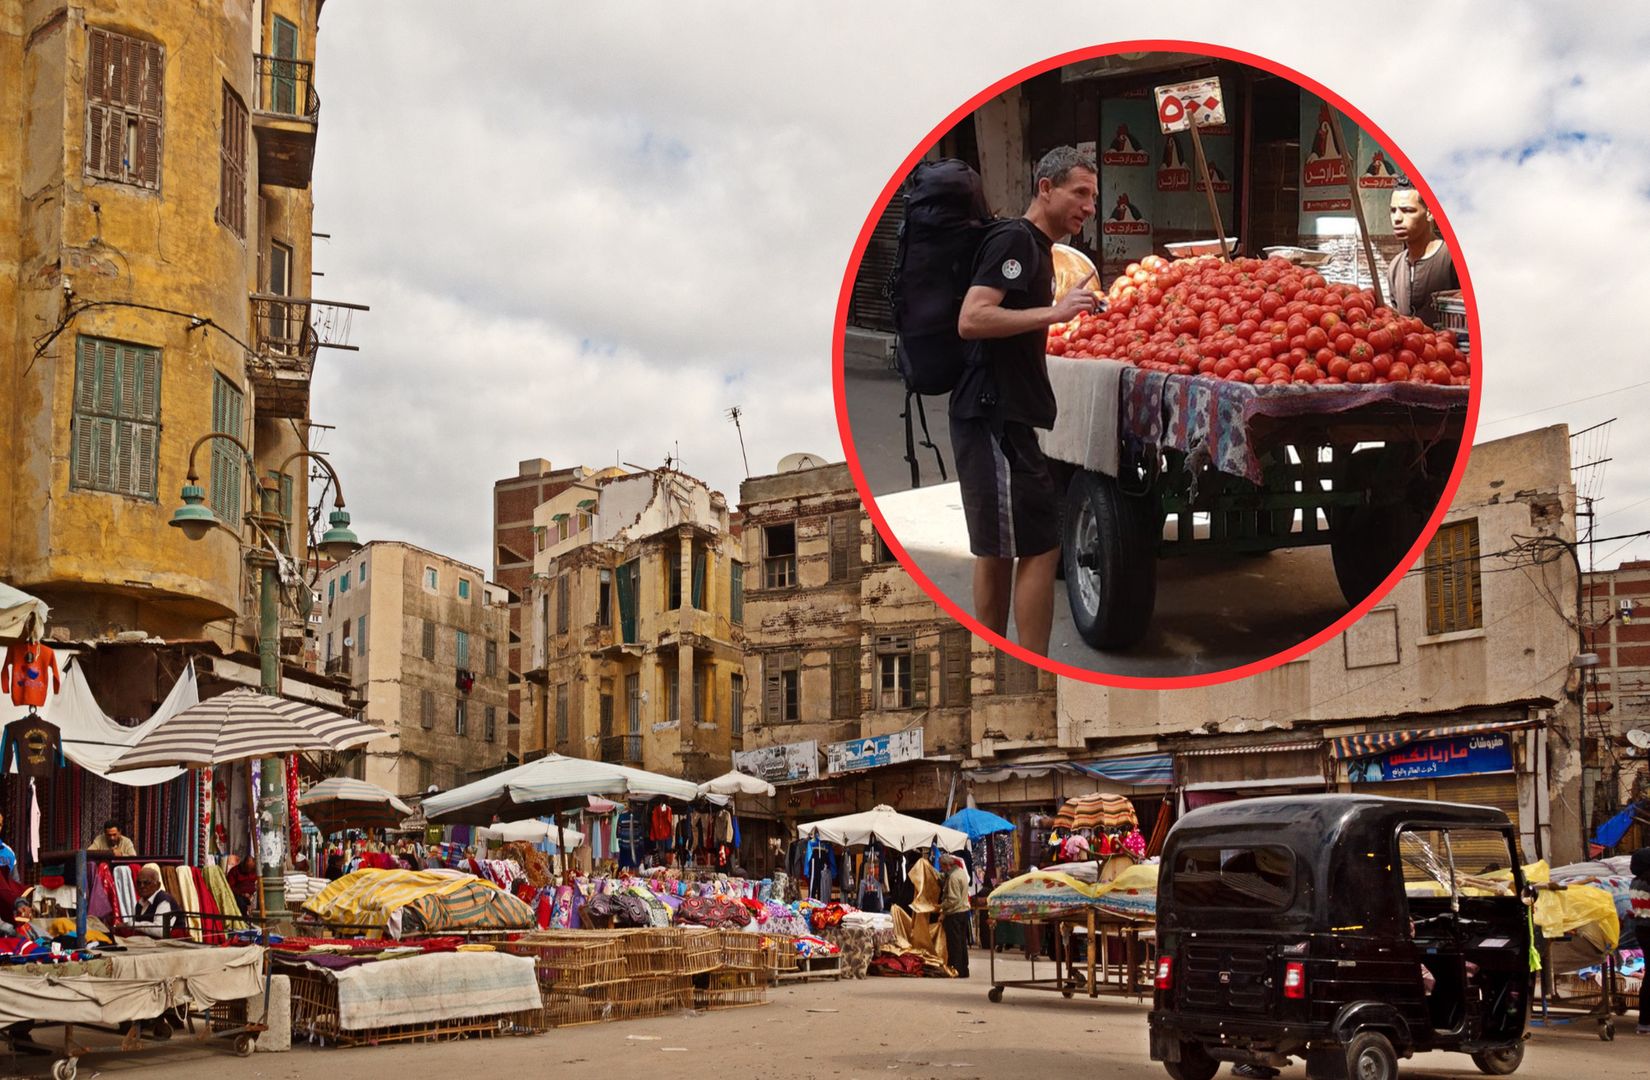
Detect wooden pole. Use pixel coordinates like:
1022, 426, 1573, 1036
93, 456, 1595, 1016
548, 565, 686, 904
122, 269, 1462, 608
1184, 118, 1231, 262
1330, 106, 1386, 308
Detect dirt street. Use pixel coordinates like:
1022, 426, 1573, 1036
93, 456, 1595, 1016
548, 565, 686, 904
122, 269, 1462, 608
9, 952, 1647, 1080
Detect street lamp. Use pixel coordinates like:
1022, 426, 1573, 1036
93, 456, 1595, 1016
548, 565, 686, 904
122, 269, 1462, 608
170, 433, 360, 911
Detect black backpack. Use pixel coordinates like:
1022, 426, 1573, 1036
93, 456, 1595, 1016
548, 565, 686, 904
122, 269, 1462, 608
888, 159, 998, 486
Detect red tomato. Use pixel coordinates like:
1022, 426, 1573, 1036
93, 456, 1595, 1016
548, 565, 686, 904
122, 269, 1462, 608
1348, 341, 1375, 364
1328, 357, 1352, 380
1304, 327, 1329, 352
1315, 347, 1337, 369
1388, 361, 1411, 381
1319, 311, 1343, 333
1347, 362, 1375, 384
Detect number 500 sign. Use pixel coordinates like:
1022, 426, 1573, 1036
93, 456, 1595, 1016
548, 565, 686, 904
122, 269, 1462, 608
1154, 77, 1225, 134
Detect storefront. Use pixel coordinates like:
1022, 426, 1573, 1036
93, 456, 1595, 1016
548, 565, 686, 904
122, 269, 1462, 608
1175, 739, 1332, 811
1333, 715, 1549, 861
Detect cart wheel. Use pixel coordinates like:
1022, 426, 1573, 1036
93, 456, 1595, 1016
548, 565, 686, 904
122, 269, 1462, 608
1061, 988, 1075, 999
150, 1019, 173, 1041
1328, 446, 1446, 607
1063, 470, 1158, 650
52, 1058, 78, 1080
988, 986, 1004, 1003
1471, 1043, 1524, 1075
234, 1034, 256, 1057
1600, 1021, 1614, 1041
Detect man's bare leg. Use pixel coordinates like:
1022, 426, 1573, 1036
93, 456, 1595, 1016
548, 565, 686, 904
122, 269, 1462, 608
972, 556, 1014, 637
1013, 546, 1061, 655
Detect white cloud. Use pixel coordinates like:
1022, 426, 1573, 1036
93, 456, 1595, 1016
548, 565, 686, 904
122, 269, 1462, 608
310, 1, 1650, 570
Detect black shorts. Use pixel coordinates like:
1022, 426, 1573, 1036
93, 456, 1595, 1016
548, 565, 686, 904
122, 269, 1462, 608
950, 415, 1061, 559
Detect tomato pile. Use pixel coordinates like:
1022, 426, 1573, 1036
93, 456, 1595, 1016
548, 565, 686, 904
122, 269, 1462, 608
1047, 254, 1469, 387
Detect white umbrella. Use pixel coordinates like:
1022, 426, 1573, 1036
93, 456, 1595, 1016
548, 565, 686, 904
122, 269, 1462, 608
108, 687, 381, 771
799, 804, 970, 852
479, 819, 587, 848
0, 583, 47, 641
297, 777, 413, 833
421, 753, 699, 825
698, 769, 775, 798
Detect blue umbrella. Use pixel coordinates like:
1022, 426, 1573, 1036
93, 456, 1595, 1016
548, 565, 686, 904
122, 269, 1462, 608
942, 807, 1015, 841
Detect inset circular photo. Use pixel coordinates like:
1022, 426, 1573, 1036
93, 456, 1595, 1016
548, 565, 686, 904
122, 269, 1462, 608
836, 42, 1479, 687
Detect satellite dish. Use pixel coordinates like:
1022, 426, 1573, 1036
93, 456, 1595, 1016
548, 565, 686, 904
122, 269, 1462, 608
1627, 729, 1650, 751
777, 452, 827, 473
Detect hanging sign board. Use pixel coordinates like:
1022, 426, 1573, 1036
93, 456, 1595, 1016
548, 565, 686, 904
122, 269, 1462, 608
1154, 77, 1226, 134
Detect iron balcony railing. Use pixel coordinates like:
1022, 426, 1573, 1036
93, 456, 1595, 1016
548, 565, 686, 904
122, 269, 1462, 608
600, 734, 643, 765
253, 54, 320, 121
250, 294, 369, 360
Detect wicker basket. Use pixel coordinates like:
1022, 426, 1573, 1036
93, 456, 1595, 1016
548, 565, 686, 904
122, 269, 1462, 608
693, 968, 769, 1010
500, 933, 628, 989
678, 927, 723, 974
285, 966, 546, 1047
716, 929, 769, 972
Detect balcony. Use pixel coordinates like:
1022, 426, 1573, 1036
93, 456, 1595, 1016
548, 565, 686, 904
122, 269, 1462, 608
251, 54, 320, 188
325, 654, 350, 678
600, 734, 643, 765
249, 294, 368, 418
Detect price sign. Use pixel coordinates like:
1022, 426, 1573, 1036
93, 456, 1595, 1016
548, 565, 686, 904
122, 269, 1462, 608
1154, 77, 1225, 134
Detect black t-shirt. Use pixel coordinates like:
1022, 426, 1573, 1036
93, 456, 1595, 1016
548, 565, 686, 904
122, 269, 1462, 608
951, 218, 1057, 429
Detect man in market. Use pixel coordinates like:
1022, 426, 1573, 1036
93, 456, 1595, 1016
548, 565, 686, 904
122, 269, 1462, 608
939, 853, 973, 978
87, 818, 136, 857
953, 145, 1100, 655
127, 864, 180, 938
1385, 181, 1458, 328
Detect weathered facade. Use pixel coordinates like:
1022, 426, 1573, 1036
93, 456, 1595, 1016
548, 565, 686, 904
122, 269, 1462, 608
1043, 426, 1583, 863
492, 458, 585, 755
3, 0, 358, 652
737, 461, 1056, 820
520, 470, 743, 781
1582, 558, 1650, 847
316, 542, 509, 796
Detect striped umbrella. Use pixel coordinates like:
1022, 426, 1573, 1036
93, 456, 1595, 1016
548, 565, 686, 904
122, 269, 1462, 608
107, 687, 382, 772
297, 777, 413, 834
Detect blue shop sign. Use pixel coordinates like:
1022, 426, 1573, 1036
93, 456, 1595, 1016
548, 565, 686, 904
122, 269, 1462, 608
1347, 732, 1513, 784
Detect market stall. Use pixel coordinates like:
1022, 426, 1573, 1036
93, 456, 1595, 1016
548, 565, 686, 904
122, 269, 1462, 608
983, 861, 1159, 1005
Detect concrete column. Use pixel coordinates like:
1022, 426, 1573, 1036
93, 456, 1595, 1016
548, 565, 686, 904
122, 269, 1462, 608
974, 84, 1027, 218
679, 642, 695, 756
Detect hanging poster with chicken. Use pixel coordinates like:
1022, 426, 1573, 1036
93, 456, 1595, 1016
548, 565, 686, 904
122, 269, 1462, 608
1156, 128, 1234, 234
1299, 92, 1400, 240
1098, 92, 1155, 268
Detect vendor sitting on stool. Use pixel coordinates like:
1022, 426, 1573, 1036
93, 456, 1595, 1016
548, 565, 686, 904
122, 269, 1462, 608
128, 865, 180, 938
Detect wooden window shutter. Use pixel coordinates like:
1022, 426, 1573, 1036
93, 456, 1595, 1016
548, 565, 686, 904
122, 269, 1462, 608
764, 655, 782, 723
831, 647, 857, 719
912, 648, 931, 708
422, 619, 435, 659
95, 340, 117, 413
140, 41, 163, 114
941, 628, 971, 707
133, 422, 156, 499
87, 30, 110, 102
122, 37, 141, 106
829, 513, 849, 582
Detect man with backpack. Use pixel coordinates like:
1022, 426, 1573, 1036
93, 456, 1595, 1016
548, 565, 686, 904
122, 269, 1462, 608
951, 146, 1099, 655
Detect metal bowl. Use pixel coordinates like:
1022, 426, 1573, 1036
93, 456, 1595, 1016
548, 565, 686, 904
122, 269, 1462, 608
1262, 246, 1333, 267
1165, 238, 1240, 258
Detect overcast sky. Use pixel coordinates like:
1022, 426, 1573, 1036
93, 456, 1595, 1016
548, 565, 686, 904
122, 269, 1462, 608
307, 2, 1650, 576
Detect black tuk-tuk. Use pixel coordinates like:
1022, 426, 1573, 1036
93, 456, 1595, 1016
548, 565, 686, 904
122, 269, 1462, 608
1149, 795, 1532, 1080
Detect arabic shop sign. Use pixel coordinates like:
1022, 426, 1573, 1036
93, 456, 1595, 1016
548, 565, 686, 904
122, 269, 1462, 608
733, 740, 818, 785
1348, 733, 1513, 783
826, 729, 924, 775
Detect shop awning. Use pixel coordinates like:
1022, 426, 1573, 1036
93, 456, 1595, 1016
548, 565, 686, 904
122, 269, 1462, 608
1072, 752, 1173, 785
1329, 720, 1539, 761
0, 582, 47, 641
1178, 740, 1323, 757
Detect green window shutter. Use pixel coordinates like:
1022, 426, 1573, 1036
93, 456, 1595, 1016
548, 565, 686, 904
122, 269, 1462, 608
210, 375, 243, 523
729, 562, 743, 624
617, 559, 638, 643
456, 629, 469, 669
691, 548, 706, 609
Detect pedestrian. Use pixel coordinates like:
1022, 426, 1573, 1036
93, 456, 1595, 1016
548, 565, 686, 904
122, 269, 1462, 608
1385, 182, 1458, 328
1630, 847, 1650, 1035
952, 145, 1100, 655
88, 819, 137, 857
939, 852, 973, 978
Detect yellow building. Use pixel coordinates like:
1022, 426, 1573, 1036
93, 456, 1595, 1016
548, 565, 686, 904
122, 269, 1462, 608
1, 0, 361, 650
520, 469, 745, 781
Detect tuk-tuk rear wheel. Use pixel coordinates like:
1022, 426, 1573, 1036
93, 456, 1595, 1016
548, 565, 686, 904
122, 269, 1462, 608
1470, 1043, 1524, 1075
1345, 1032, 1397, 1080
1163, 1042, 1218, 1080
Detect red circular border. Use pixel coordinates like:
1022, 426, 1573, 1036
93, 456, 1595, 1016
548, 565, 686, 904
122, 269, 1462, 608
831, 38, 1482, 691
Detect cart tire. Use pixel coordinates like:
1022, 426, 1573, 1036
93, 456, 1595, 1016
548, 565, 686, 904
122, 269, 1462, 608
1063, 470, 1158, 650
1062, 988, 1075, 999
1344, 1032, 1398, 1080
52, 1059, 77, 1080
235, 1034, 256, 1057
1328, 446, 1445, 607
988, 986, 1004, 1003
1163, 1041, 1219, 1080
1600, 1021, 1614, 1041
1471, 1044, 1524, 1074
150, 1019, 173, 1041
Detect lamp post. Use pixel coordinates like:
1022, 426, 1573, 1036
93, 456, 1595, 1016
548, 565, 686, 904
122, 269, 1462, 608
170, 434, 360, 912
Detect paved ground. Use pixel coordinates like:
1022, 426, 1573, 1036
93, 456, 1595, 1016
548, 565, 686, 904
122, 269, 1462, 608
843, 357, 1354, 678
24, 951, 1646, 1080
